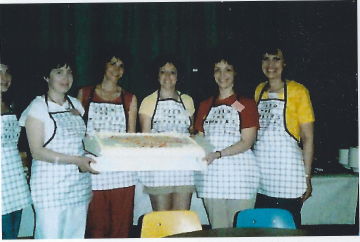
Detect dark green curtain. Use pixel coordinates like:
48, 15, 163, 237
0, 2, 358, 166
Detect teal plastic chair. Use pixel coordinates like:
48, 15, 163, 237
234, 208, 296, 229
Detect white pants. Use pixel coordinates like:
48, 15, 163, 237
203, 196, 256, 229
34, 204, 88, 239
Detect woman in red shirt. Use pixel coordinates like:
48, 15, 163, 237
77, 46, 137, 238
194, 51, 260, 229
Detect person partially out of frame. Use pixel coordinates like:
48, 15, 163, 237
1, 62, 32, 240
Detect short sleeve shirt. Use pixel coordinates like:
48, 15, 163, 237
139, 90, 195, 117
195, 94, 259, 132
19, 96, 85, 143
255, 80, 315, 141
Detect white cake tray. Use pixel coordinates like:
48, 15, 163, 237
83, 133, 207, 172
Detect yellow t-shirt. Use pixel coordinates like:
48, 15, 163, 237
255, 80, 315, 142
139, 90, 195, 117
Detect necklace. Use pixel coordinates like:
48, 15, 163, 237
47, 94, 71, 110
48, 94, 65, 105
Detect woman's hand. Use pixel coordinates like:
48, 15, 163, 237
203, 151, 220, 166
301, 176, 312, 203
74, 156, 99, 174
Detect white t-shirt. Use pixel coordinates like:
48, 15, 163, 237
19, 95, 85, 144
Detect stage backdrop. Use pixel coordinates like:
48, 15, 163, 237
0, 1, 357, 167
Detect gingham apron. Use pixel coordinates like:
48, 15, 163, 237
30, 95, 92, 209
138, 90, 194, 187
254, 83, 307, 198
195, 96, 259, 199
1, 113, 32, 215
86, 87, 135, 190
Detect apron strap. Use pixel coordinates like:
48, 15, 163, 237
43, 93, 57, 148
257, 82, 270, 105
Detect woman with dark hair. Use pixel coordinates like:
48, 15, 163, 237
253, 46, 314, 228
138, 54, 196, 211
194, 51, 260, 228
77, 45, 137, 238
19, 49, 98, 239
1, 63, 32, 239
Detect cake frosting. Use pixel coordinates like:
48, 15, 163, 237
84, 132, 207, 171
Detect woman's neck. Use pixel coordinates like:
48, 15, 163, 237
268, 78, 284, 93
160, 88, 177, 99
218, 87, 235, 100
101, 77, 119, 92
47, 90, 66, 105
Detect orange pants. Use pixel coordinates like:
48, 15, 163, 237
85, 186, 135, 238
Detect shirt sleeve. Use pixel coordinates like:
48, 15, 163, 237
139, 92, 157, 117
181, 94, 195, 116
69, 96, 85, 116
297, 85, 315, 124
239, 97, 260, 130
254, 82, 266, 102
19, 97, 48, 126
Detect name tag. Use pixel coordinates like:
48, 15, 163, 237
231, 101, 245, 113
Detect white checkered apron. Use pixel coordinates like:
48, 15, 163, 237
253, 91, 307, 198
30, 97, 92, 209
195, 103, 259, 199
138, 91, 194, 187
86, 95, 135, 190
1, 114, 32, 215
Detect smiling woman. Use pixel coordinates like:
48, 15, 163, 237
1, 63, 32, 240
19, 49, 98, 239
77, 44, 138, 239
194, 49, 260, 229
138, 54, 196, 212
253, 44, 315, 228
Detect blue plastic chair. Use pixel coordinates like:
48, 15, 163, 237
234, 208, 296, 229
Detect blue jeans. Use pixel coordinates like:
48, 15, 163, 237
255, 193, 303, 228
2, 210, 22, 239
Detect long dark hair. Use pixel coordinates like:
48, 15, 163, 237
258, 41, 291, 82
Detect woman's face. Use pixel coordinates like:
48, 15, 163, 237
261, 49, 284, 80
104, 56, 124, 82
46, 64, 73, 94
214, 60, 236, 89
0, 64, 12, 93
158, 62, 177, 90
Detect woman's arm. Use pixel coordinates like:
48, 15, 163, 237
127, 95, 137, 133
300, 121, 314, 203
204, 127, 257, 165
189, 114, 196, 135
139, 114, 152, 133
25, 116, 99, 174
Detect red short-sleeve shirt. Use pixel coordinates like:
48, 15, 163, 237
80, 85, 134, 121
195, 94, 259, 132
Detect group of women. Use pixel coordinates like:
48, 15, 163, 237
1, 45, 314, 239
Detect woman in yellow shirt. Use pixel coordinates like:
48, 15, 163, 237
138, 54, 195, 211
253, 46, 315, 228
